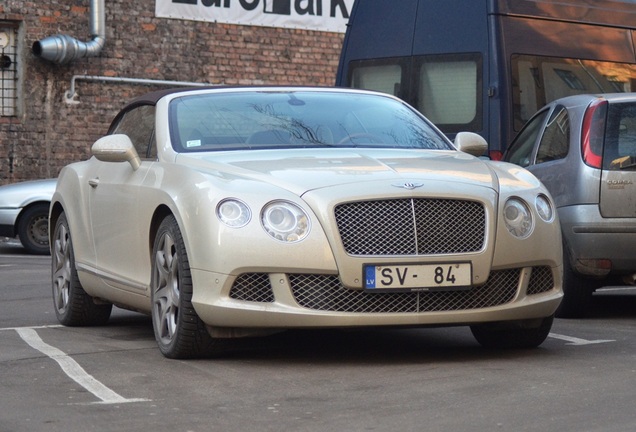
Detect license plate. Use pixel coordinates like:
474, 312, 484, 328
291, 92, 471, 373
364, 263, 472, 291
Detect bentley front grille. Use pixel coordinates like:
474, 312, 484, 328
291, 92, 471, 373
335, 198, 486, 255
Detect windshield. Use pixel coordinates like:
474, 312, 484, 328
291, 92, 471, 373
169, 91, 452, 152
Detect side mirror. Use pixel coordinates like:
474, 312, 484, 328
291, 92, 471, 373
91, 134, 141, 171
454, 132, 488, 157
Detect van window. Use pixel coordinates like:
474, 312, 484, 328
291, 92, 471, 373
348, 53, 482, 134
416, 55, 480, 128
351, 62, 403, 97
512, 55, 636, 130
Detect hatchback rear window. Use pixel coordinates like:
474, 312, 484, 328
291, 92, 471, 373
603, 102, 636, 170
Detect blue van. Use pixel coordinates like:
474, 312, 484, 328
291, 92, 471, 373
336, 0, 636, 159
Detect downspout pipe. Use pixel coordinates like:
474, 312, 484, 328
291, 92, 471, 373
32, 0, 106, 64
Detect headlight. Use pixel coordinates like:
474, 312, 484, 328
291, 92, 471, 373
535, 194, 554, 222
503, 198, 533, 238
216, 199, 251, 228
261, 200, 311, 242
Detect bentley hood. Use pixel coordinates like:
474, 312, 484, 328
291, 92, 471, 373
177, 148, 500, 195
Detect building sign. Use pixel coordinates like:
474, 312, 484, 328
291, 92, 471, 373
155, 0, 355, 33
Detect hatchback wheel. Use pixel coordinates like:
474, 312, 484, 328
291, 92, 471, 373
555, 244, 595, 318
470, 315, 553, 349
151, 215, 220, 359
52, 212, 112, 326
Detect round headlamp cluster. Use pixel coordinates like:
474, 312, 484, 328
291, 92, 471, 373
216, 198, 311, 243
535, 194, 555, 222
216, 199, 251, 228
261, 201, 310, 242
503, 195, 555, 238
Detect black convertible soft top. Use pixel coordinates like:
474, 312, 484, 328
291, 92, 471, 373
123, 86, 221, 108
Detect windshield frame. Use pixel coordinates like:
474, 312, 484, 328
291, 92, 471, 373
167, 90, 454, 153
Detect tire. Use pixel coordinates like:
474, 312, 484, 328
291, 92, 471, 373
51, 212, 112, 326
470, 315, 554, 349
555, 244, 594, 319
18, 203, 51, 255
151, 215, 220, 359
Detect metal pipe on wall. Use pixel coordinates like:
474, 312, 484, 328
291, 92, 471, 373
64, 75, 213, 104
32, 0, 106, 64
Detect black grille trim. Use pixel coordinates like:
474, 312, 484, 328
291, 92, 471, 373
526, 266, 555, 295
229, 273, 274, 303
335, 198, 486, 256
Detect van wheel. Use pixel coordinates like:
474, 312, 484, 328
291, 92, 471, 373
555, 245, 594, 318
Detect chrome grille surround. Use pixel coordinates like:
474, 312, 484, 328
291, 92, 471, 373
526, 266, 555, 295
335, 198, 486, 255
289, 269, 520, 313
229, 273, 274, 303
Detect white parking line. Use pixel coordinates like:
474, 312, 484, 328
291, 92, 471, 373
13, 327, 149, 404
549, 332, 615, 345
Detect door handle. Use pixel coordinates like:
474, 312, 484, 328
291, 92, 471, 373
89, 177, 100, 188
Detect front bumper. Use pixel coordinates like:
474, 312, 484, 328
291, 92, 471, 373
0, 208, 20, 237
191, 265, 562, 330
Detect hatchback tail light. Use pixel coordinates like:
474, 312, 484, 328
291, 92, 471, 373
581, 99, 608, 169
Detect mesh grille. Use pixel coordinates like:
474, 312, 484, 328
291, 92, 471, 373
526, 266, 555, 295
335, 199, 486, 255
229, 273, 274, 303
229, 268, 554, 308
289, 269, 519, 313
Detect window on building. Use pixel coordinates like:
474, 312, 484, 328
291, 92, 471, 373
0, 24, 18, 117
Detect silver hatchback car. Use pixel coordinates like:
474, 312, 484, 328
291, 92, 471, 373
505, 93, 636, 317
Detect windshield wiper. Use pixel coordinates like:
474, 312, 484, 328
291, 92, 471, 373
610, 156, 636, 170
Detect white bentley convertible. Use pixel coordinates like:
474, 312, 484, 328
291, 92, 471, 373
50, 87, 563, 358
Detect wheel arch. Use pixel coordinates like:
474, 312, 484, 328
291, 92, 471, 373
48, 201, 65, 247
148, 204, 175, 257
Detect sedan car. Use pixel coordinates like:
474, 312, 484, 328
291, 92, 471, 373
51, 87, 562, 358
0, 178, 56, 254
505, 93, 636, 317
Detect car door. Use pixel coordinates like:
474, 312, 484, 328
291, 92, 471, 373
599, 101, 636, 217
523, 105, 574, 208
88, 104, 156, 293
504, 107, 550, 168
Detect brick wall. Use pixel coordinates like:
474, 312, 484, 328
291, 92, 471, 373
0, 0, 345, 184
